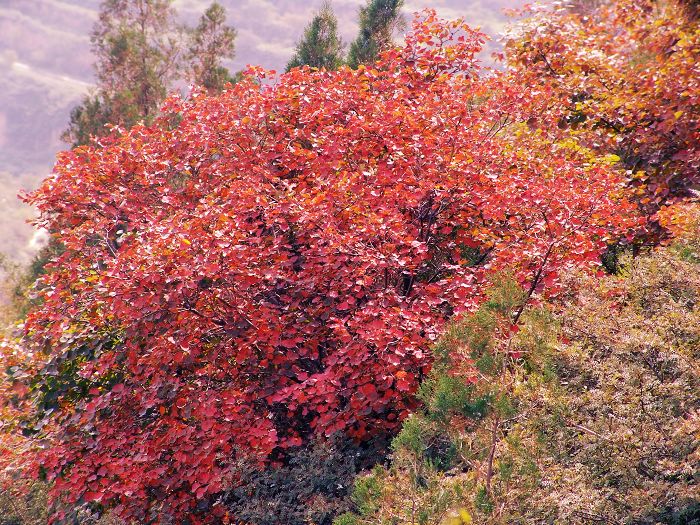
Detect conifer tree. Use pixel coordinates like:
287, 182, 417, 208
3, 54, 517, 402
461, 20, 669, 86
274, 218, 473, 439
347, 0, 404, 68
61, 94, 114, 149
63, 0, 182, 147
286, 1, 344, 71
185, 2, 237, 93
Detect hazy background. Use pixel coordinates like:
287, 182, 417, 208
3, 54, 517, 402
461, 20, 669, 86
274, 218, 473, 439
0, 0, 519, 263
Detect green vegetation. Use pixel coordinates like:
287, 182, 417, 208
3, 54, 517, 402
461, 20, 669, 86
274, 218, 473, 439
287, 2, 345, 71
347, 0, 405, 68
287, 0, 404, 71
185, 2, 238, 93
63, 0, 237, 147
336, 231, 700, 524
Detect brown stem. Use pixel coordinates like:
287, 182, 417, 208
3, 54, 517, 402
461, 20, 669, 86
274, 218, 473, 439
512, 242, 555, 326
485, 416, 500, 495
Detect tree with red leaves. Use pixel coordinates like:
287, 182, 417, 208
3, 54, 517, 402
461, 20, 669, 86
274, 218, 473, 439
24, 11, 638, 523
504, 0, 700, 243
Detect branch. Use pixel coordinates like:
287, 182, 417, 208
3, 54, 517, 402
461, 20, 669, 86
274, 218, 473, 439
512, 242, 555, 325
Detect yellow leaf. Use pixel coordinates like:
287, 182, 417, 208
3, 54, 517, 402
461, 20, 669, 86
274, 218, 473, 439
458, 509, 473, 524
443, 509, 472, 525
182, 238, 191, 245
674, 111, 684, 119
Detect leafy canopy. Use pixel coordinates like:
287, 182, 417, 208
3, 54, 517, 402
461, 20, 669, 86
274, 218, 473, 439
63, 0, 238, 147
185, 2, 237, 94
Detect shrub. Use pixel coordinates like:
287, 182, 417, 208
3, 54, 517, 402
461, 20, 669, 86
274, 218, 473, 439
221, 435, 387, 525
505, 0, 700, 243
340, 232, 700, 523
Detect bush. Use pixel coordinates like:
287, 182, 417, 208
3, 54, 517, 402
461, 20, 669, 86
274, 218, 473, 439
340, 232, 700, 523
222, 435, 389, 525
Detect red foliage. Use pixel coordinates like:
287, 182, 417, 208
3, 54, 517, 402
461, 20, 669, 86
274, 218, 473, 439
24, 11, 638, 522
504, 0, 700, 241
0, 337, 37, 485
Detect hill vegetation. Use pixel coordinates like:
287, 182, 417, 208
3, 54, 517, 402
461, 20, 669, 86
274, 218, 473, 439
335, 217, 700, 524
0, 0, 698, 524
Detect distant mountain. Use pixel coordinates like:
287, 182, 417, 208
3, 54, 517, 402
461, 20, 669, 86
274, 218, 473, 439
0, 0, 519, 263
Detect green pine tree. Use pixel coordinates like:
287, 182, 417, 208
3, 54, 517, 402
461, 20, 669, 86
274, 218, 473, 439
347, 0, 404, 68
62, 0, 182, 147
61, 93, 114, 148
186, 2, 237, 93
286, 2, 344, 72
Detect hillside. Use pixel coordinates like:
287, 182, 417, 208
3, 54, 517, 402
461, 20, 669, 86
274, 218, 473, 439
0, 1, 697, 524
